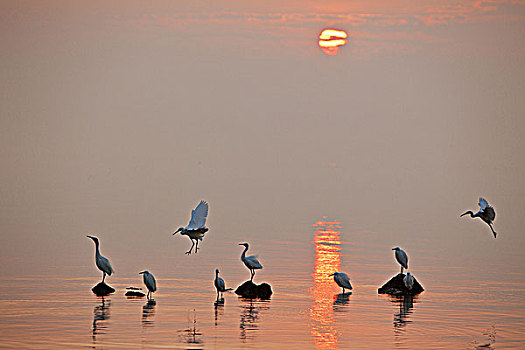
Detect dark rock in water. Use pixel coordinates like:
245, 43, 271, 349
235, 281, 273, 299
92, 282, 115, 296
378, 273, 424, 296
125, 290, 146, 297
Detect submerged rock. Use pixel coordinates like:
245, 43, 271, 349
125, 290, 146, 297
235, 281, 273, 299
378, 273, 424, 296
92, 282, 115, 296
124, 286, 145, 297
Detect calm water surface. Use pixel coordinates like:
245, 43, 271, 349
0, 220, 523, 349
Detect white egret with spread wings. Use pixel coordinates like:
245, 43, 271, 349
173, 200, 209, 254
460, 197, 497, 238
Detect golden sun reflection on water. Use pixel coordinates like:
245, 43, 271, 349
318, 29, 348, 56
309, 218, 342, 349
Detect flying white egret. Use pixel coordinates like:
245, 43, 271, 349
403, 272, 414, 290
139, 270, 157, 300
392, 247, 408, 274
173, 200, 209, 254
87, 235, 114, 283
329, 272, 352, 294
460, 197, 497, 238
239, 243, 263, 281
214, 269, 232, 300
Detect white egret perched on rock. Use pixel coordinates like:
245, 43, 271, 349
403, 272, 414, 291
139, 270, 157, 300
214, 269, 232, 300
173, 200, 209, 254
329, 272, 353, 294
239, 243, 263, 281
460, 197, 497, 238
392, 247, 408, 274
87, 235, 114, 283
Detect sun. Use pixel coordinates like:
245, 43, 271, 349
318, 29, 348, 56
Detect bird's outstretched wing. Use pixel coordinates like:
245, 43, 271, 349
484, 206, 496, 221
478, 197, 489, 210
187, 200, 209, 229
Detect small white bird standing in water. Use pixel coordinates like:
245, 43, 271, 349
403, 272, 414, 291
173, 200, 209, 254
87, 235, 114, 283
239, 243, 263, 281
214, 269, 232, 300
329, 272, 352, 294
139, 270, 157, 300
460, 197, 497, 238
392, 247, 408, 274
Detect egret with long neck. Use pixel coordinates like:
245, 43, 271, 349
214, 269, 232, 300
87, 235, 113, 283
460, 197, 497, 238
239, 243, 263, 281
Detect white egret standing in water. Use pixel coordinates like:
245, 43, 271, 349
403, 272, 414, 290
214, 269, 232, 300
392, 247, 408, 274
239, 243, 263, 281
460, 197, 497, 238
139, 270, 157, 300
329, 272, 353, 294
173, 200, 209, 254
87, 235, 113, 283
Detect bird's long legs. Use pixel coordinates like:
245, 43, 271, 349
489, 223, 497, 238
186, 240, 196, 255
342, 288, 345, 294
102, 272, 106, 283
400, 266, 404, 274
250, 270, 255, 281
195, 240, 199, 252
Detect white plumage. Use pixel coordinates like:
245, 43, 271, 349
173, 200, 209, 254
139, 270, 157, 300
239, 243, 263, 281
392, 247, 408, 274
403, 272, 414, 290
214, 269, 232, 300
87, 235, 114, 283
329, 272, 352, 294
460, 197, 497, 238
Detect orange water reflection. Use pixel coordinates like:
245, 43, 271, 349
309, 218, 342, 349
318, 29, 348, 56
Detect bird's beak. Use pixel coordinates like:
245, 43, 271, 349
328, 273, 335, 276
87, 235, 93, 239
392, 248, 396, 250
172, 228, 181, 235
460, 211, 469, 217
139, 271, 144, 274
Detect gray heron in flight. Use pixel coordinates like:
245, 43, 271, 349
239, 243, 263, 281
460, 197, 497, 238
173, 200, 209, 254
87, 235, 114, 283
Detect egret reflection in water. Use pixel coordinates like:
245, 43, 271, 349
214, 299, 224, 326
239, 299, 270, 342
309, 218, 343, 349
142, 300, 156, 328
92, 297, 111, 341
